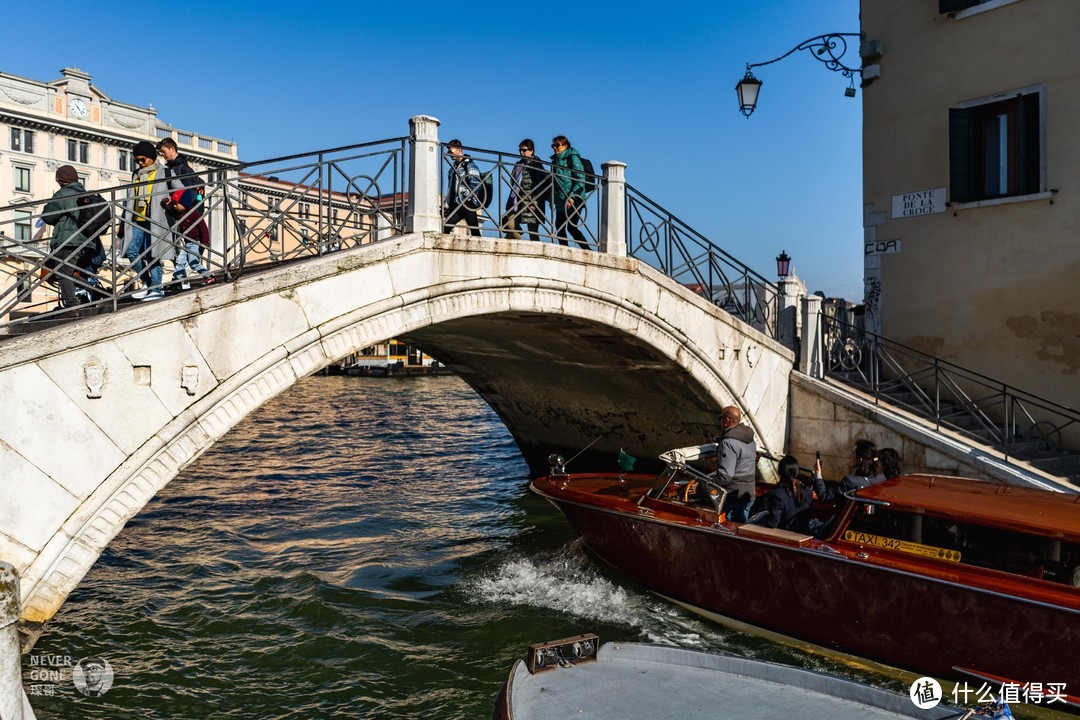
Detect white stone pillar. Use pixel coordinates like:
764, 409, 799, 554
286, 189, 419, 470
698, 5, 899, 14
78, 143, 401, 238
407, 115, 442, 234
801, 294, 824, 378
599, 161, 627, 256
777, 273, 806, 353
0, 562, 24, 720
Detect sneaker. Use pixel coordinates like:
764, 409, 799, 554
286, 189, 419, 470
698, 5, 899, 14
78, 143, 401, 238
139, 290, 164, 302
131, 289, 150, 299
204, 275, 216, 285
180, 281, 191, 290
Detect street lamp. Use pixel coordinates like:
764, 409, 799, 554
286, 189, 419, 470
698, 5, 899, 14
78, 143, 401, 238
776, 250, 791, 279
737, 32, 861, 118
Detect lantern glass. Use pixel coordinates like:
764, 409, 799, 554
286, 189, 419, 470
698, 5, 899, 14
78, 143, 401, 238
736, 74, 762, 117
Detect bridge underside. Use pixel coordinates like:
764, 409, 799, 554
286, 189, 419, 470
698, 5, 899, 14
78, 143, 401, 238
403, 313, 720, 476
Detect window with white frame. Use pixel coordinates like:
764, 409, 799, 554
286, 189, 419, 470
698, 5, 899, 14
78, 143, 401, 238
949, 89, 1042, 203
9, 128, 33, 153
14, 210, 32, 241
14, 166, 31, 193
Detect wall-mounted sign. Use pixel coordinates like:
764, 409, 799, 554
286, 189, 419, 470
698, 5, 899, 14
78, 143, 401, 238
891, 187, 946, 219
865, 239, 902, 255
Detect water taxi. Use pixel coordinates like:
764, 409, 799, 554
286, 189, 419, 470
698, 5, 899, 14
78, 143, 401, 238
529, 445, 1080, 707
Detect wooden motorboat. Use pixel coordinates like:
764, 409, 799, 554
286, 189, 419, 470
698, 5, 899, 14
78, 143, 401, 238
529, 446, 1080, 708
494, 637, 968, 720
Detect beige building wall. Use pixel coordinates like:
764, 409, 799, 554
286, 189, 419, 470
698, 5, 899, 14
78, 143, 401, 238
860, 1, 1080, 417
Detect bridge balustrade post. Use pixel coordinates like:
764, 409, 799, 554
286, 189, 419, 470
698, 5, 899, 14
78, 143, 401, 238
1, 562, 25, 720
600, 161, 628, 256
801, 294, 824, 378
777, 274, 805, 354
407, 115, 442, 234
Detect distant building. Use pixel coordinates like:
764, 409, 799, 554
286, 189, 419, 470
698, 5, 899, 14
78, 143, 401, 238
861, 1, 1080, 412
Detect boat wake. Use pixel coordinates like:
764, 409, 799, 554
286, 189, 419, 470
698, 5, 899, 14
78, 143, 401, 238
470, 542, 734, 652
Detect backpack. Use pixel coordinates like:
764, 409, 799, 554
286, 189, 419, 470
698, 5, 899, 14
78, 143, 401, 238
463, 171, 494, 211
76, 193, 113, 239
580, 157, 598, 194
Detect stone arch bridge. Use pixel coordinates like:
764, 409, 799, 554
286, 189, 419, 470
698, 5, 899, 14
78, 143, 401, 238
0, 233, 793, 631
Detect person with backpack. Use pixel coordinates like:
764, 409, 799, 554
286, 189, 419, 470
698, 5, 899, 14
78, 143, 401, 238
502, 138, 547, 242
442, 139, 483, 236
40, 164, 88, 308
165, 188, 214, 289
550, 135, 589, 250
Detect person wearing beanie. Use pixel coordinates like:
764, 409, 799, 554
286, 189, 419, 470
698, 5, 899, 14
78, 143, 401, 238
118, 140, 173, 301
41, 165, 88, 308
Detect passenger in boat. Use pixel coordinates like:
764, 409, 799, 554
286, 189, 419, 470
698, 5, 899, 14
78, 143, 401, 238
815, 439, 886, 500
757, 455, 825, 532
713, 406, 757, 523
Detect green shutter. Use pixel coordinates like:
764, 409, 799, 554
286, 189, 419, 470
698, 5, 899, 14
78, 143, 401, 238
949, 108, 974, 203
1016, 93, 1041, 195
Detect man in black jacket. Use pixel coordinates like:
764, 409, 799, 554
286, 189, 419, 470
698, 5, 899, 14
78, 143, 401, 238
714, 406, 757, 523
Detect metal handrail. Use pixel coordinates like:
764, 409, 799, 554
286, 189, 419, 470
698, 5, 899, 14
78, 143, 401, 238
624, 184, 778, 338
822, 314, 1080, 462
0, 138, 407, 330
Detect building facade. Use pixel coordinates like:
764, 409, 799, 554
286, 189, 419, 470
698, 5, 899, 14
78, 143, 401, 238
860, 0, 1080, 415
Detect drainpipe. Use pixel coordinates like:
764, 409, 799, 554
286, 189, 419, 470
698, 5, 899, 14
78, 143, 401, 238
600, 161, 627, 256
1, 562, 25, 720
406, 115, 442, 234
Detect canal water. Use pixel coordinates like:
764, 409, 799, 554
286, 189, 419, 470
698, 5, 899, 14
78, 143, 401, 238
24, 375, 964, 718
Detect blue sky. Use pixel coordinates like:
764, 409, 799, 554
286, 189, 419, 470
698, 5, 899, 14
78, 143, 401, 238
6, 0, 863, 299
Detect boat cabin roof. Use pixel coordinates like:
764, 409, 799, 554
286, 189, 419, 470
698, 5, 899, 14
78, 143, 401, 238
855, 475, 1080, 542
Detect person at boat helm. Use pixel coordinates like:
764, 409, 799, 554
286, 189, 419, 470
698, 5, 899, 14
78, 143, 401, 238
712, 406, 757, 523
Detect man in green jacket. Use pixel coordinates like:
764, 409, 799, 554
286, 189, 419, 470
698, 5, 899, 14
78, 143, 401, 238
41, 164, 88, 308
550, 136, 589, 249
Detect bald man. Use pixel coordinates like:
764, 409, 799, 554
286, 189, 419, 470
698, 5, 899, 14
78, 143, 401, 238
714, 406, 757, 523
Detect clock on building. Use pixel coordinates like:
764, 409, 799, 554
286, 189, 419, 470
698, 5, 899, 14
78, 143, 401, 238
69, 97, 88, 118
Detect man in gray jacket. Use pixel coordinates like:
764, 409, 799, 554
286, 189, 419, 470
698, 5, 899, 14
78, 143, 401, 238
41, 164, 87, 308
713, 406, 757, 523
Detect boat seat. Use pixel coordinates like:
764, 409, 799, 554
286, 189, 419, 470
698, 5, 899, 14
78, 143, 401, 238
735, 524, 814, 546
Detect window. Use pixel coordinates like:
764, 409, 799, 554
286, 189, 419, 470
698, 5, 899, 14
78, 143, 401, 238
66, 139, 89, 164
119, 150, 129, 172
14, 210, 32, 241
949, 91, 1041, 203
9, 128, 32, 152
14, 166, 31, 193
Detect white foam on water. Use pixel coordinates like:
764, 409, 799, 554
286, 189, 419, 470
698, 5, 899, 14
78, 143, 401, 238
471, 545, 735, 651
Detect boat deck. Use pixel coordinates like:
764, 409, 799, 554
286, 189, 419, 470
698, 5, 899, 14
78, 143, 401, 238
502, 642, 963, 720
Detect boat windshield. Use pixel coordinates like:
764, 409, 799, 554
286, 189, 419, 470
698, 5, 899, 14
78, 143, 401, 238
647, 465, 727, 514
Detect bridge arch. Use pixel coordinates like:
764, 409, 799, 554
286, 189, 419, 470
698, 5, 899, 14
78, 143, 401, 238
0, 233, 792, 627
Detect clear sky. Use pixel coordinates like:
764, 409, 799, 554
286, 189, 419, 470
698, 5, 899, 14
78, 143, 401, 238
4, 0, 864, 299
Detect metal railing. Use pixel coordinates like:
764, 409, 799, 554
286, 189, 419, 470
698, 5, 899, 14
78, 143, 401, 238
0, 137, 406, 331
437, 143, 603, 250
822, 314, 1080, 462
625, 185, 777, 338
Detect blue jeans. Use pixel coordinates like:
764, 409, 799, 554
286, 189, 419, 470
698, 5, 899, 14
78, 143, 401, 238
173, 241, 208, 279
125, 225, 150, 286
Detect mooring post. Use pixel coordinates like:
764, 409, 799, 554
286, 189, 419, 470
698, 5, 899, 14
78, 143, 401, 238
600, 161, 628, 256
1, 562, 25, 720
407, 115, 443, 234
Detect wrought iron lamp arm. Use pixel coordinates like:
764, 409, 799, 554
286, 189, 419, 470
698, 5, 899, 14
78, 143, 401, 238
744, 32, 862, 79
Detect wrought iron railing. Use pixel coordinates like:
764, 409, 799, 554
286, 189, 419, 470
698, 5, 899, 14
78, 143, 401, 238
822, 314, 1080, 463
0, 138, 406, 331
437, 142, 602, 250
625, 185, 777, 338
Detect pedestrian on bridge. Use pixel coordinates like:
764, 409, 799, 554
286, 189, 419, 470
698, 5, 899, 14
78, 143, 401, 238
550, 135, 589, 250
443, 139, 483, 237
41, 164, 87, 308
502, 138, 546, 242
119, 141, 173, 301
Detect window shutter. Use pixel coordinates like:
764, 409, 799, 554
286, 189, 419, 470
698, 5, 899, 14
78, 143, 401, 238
1016, 93, 1041, 195
939, 0, 980, 12
949, 108, 975, 203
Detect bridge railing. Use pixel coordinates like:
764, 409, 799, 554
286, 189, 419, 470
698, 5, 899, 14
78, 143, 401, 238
0, 138, 406, 330
436, 143, 603, 250
821, 314, 1080, 461
624, 185, 777, 338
